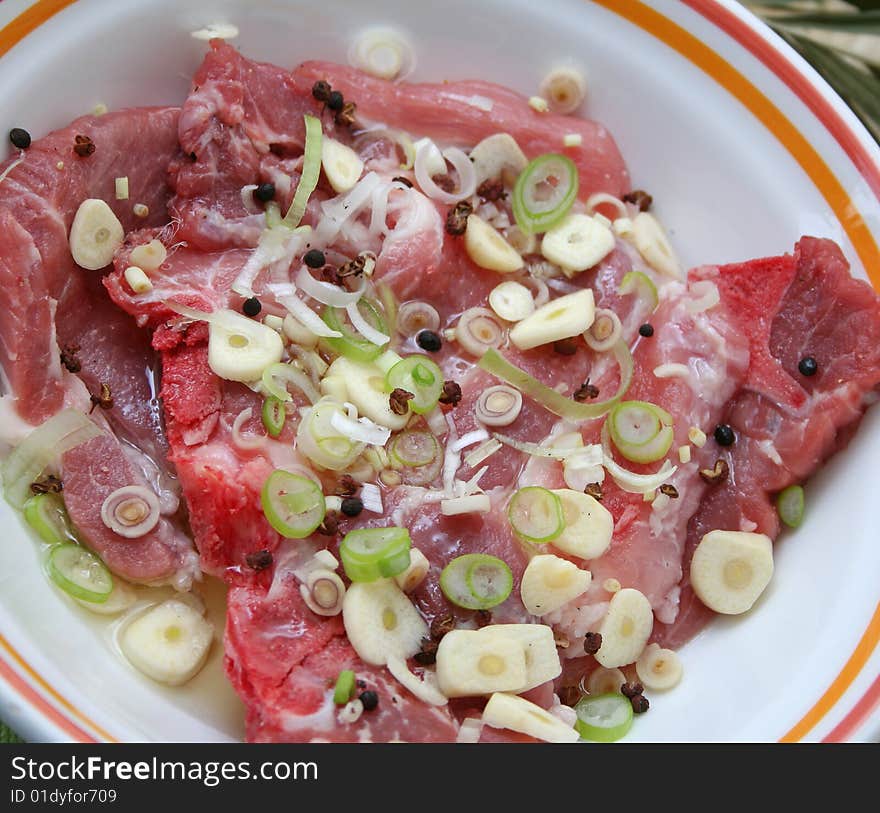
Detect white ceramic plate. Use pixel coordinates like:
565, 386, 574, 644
1, 0, 878, 743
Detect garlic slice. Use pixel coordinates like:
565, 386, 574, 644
69, 199, 124, 270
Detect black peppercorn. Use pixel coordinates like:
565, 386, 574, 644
303, 249, 325, 269
714, 424, 735, 446
340, 497, 364, 517
254, 182, 275, 202
242, 297, 261, 317
798, 356, 818, 377
9, 128, 31, 149
638, 323, 654, 338
416, 330, 442, 352
359, 690, 379, 711
311, 80, 332, 103
327, 90, 344, 112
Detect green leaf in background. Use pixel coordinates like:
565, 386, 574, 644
748, 1, 880, 140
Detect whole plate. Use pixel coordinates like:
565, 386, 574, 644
0, 0, 878, 743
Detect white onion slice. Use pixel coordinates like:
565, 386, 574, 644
450, 429, 490, 453
586, 192, 628, 219
329, 409, 392, 446
345, 302, 390, 346
101, 485, 161, 539
268, 286, 342, 339
315, 172, 383, 245
360, 483, 384, 514
685, 280, 720, 314
232, 226, 308, 297
240, 184, 261, 215
601, 424, 677, 493
295, 265, 366, 307
440, 494, 491, 516
1, 409, 103, 509
463, 438, 502, 468
455, 465, 489, 497
231, 407, 267, 450
414, 142, 477, 204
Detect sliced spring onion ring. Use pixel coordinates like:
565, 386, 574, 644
390, 430, 440, 468
2, 409, 102, 509
386, 356, 444, 414
261, 362, 321, 404
439, 553, 513, 610
585, 192, 628, 220
340, 526, 412, 582
397, 301, 440, 338
777, 484, 805, 529
608, 400, 674, 464
23, 493, 77, 545
261, 469, 325, 539
333, 669, 357, 705
508, 486, 565, 544
475, 385, 523, 427
231, 407, 267, 451
295, 265, 366, 307
455, 307, 506, 357
600, 423, 677, 493
513, 153, 579, 235
323, 299, 389, 362
284, 114, 322, 227
262, 397, 286, 437
297, 399, 365, 471
478, 342, 633, 421
584, 308, 623, 353
617, 270, 659, 311
574, 693, 634, 742
47, 544, 113, 604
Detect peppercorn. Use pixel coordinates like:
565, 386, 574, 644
389, 388, 415, 415
359, 690, 379, 711
340, 497, 364, 517
304, 249, 325, 268
89, 383, 113, 412
311, 80, 332, 103
73, 134, 95, 157
59, 344, 81, 374
245, 549, 273, 571
438, 381, 462, 406
30, 474, 63, 495
242, 297, 261, 317
798, 356, 818, 377
584, 483, 604, 502
416, 330, 442, 352
445, 200, 473, 235
474, 609, 492, 627
699, 458, 730, 485
583, 632, 603, 655
714, 424, 735, 446
638, 323, 654, 337
623, 189, 653, 212
573, 381, 600, 402
254, 182, 275, 202
557, 685, 582, 707
430, 614, 455, 639
318, 511, 340, 536
630, 694, 650, 714
659, 483, 679, 499
335, 474, 358, 497
335, 101, 357, 128
414, 637, 439, 666
327, 90, 345, 112
477, 179, 506, 202
9, 128, 31, 149
620, 681, 644, 698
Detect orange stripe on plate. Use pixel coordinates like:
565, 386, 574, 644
0, 633, 114, 742
592, 0, 880, 293
0, 0, 78, 60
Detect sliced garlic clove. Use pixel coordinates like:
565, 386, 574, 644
387, 654, 448, 706
690, 530, 774, 615
468, 133, 528, 186
321, 138, 365, 194
595, 588, 654, 668
632, 212, 682, 279
540, 213, 615, 275
119, 599, 213, 686
394, 547, 430, 593
482, 692, 579, 743
636, 642, 683, 691
325, 356, 408, 430
129, 238, 167, 271
483, 623, 562, 691
69, 198, 124, 270
207, 312, 284, 383
488, 280, 535, 322
520, 554, 591, 616
435, 629, 528, 697
342, 580, 427, 666
508, 288, 595, 350
464, 214, 524, 273
551, 489, 613, 560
